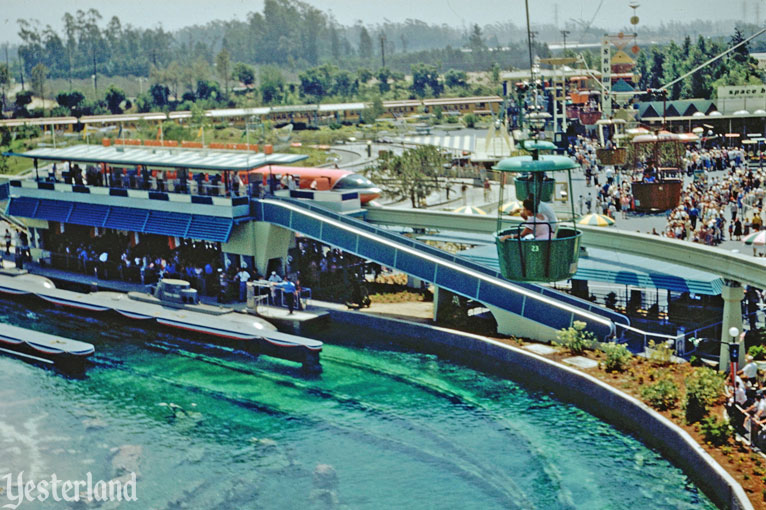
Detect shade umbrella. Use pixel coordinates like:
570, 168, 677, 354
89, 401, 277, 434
500, 200, 523, 215
577, 213, 615, 227
743, 230, 766, 245
452, 205, 487, 215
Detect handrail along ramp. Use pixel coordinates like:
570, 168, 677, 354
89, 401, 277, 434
254, 197, 627, 340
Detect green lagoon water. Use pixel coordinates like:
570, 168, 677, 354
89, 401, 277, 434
0, 297, 717, 509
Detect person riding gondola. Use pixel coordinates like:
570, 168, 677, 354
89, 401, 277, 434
499, 198, 551, 241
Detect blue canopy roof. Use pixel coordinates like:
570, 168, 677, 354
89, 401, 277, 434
423, 234, 723, 295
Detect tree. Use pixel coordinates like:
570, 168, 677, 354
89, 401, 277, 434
15, 90, 33, 116
359, 26, 373, 59
331, 70, 357, 97
0, 63, 9, 116
366, 145, 446, 207
377, 67, 392, 94
444, 69, 467, 89
329, 25, 340, 60
259, 65, 285, 104
149, 83, 170, 108
56, 90, 86, 114
232, 62, 255, 87
362, 95, 384, 124
195, 80, 221, 101
30, 63, 48, 112
104, 84, 126, 114
357, 67, 373, 84
730, 27, 752, 66
468, 24, 484, 53
215, 48, 231, 95
411, 63, 442, 97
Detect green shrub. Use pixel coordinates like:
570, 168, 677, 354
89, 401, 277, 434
684, 367, 726, 423
463, 113, 477, 128
748, 344, 766, 361
647, 339, 674, 366
699, 416, 732, 446
601, 342, 632, 372
555, 321, 595, 355
641, 376, 680, 410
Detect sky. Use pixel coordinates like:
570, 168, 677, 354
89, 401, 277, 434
0, 0, 741, 45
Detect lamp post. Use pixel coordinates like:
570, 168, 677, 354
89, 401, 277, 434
728, 326, 741, 387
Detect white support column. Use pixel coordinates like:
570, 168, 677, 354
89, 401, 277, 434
719, 279, 745, 372
600, 37, 612, 118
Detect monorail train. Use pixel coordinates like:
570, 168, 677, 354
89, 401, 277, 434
249, 165, 381, 204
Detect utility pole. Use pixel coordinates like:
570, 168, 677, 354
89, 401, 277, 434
92, 53, 97, 96
560, 30, 570, 52
380, 34, 386, 68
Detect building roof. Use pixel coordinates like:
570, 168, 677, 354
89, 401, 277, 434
3, 145, 308, 172
611, 79, 635, 93
440, 240, 723, 295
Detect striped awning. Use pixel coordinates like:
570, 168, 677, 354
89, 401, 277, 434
7, 197, 233, 242
454, 242, 724, 295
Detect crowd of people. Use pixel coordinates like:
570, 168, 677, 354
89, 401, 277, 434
728, 355, 766, 448
664, 149, 765, 245
34, 226, 378, 310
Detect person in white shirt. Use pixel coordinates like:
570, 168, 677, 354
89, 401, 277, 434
739, 354, 759, 384
536, 201, 558, 234
236, 266, 251, 301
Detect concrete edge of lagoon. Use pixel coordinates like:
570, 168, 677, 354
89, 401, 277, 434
327, 309, 753, 510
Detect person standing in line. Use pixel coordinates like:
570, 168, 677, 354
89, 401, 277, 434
236, 265, 251, 302
4, 229, 11, 255
278, 277, 297, 314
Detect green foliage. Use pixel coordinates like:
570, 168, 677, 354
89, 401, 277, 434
14, 90, 33, 115
232, 62, 255, 87
601, 342, 632, 372
259, 66, 285, 104
641, 375, 680, 410
365, 145, 447, 208
30, 63, 48, 102
684, 367, 726, 423
411, 63, 442, 98
463, 113, 477, 128
647, 340, 674, 366
749, 344, 766, 361
699, 416, 732, 446
554, 321, 595, 355
104, 84, 126, 114
149, 83, 170, 108
56, 90, 86, 112
444, 69, 467, 89
361, 95, 384, 124
215, 48, 231, 94
358, 27, 373, 60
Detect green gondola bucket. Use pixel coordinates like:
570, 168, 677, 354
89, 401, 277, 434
495, 226, 582, 282
514, 174, 555, 201
492, 145, 583, 283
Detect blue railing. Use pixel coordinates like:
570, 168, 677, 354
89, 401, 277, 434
253, 196, 627, 340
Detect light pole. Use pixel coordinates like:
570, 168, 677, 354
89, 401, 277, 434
728, 326, 741, 387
